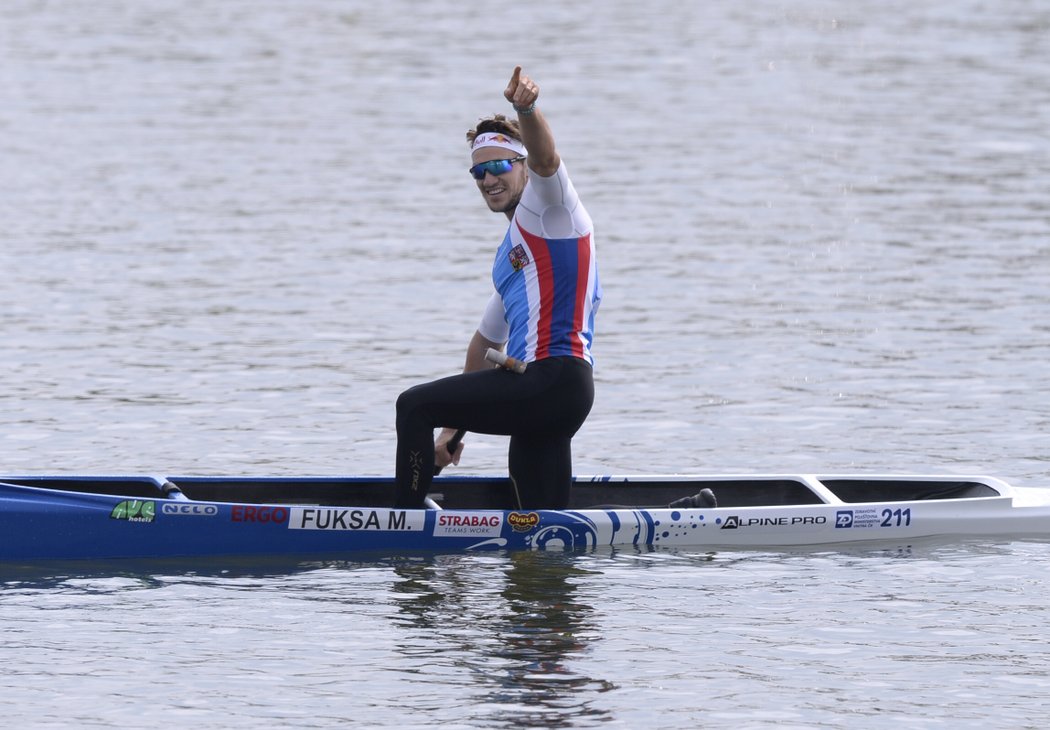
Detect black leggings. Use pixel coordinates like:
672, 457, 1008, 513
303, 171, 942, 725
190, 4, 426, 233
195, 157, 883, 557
394, 356, 594, 509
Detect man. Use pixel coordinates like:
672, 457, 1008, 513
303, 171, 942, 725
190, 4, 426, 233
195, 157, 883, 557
394, 66, 600, 510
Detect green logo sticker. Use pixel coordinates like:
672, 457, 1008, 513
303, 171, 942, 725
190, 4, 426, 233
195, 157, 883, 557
110, 500, 156, 523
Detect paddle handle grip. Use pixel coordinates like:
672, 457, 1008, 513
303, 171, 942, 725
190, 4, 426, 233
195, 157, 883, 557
485, 347, 527, 374
433, 428, 466, 476
445, 428, 466, 456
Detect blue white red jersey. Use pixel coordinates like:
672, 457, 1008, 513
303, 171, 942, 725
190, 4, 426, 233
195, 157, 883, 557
478, 162, 600, 365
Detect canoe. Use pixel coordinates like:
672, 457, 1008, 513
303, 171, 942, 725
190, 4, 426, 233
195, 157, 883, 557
2, 473, 1049, 561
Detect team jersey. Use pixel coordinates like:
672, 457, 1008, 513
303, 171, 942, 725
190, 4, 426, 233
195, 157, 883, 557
478, 161, 600, 365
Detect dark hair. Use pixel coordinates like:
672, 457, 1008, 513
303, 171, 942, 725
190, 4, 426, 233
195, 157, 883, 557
465, 114, 523, 146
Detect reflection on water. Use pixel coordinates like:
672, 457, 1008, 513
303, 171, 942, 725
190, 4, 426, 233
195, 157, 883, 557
3, 540, 1050, 727
392, 551, 613, 726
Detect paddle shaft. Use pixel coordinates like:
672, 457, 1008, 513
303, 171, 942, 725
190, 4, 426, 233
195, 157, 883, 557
433, 428, 466, 476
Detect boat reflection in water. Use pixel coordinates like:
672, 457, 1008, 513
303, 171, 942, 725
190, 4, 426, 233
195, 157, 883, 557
391, 550, 615, 726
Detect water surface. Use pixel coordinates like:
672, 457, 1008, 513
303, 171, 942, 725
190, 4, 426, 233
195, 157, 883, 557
2, 0, 1049, 726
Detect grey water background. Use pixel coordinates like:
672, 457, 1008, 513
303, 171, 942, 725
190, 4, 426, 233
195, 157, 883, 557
2, 0, 1049, 727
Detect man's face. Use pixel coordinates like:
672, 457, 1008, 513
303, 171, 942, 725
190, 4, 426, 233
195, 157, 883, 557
471, 148, 527, 215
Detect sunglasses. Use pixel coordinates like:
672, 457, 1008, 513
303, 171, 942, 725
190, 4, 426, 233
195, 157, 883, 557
469, 156, 526, 180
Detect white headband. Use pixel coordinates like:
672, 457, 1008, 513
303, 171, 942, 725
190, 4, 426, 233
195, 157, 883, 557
470, 132, 528, 158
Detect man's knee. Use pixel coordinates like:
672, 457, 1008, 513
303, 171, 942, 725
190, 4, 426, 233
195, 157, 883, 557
396, 382, 430, 415
395, 387, 428, 433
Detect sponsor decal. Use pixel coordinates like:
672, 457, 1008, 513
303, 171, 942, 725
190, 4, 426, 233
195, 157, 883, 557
110, 500, 155, 523
508, 511, 540, 533
232, 505, 289, 524
508, 244, 530, 272
162, 503, 218, 517
288, 508, 424, 532
831, 508, 890, 531
433, 511, 503, 538
720, 514, 828, 530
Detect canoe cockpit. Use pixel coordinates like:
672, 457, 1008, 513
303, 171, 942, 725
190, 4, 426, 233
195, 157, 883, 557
0, 474, 1006, 510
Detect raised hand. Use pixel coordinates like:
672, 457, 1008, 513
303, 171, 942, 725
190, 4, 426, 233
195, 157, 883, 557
504, 66, 539, 112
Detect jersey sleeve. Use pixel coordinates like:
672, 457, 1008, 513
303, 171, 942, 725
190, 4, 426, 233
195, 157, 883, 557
516, 161, 593, 240
477, 290, 509, 344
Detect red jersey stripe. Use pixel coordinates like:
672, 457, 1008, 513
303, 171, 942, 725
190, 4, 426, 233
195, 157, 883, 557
520, 226, 555, 359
